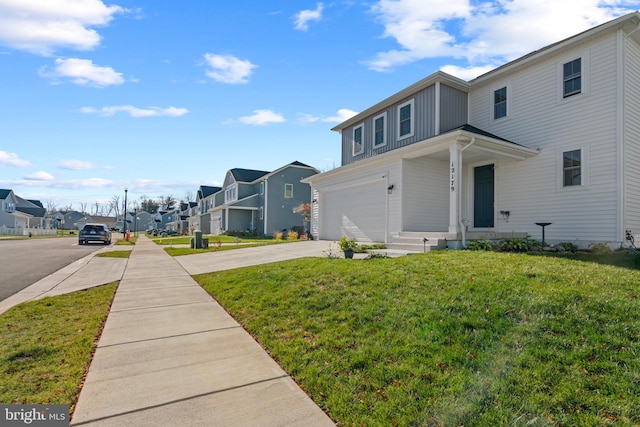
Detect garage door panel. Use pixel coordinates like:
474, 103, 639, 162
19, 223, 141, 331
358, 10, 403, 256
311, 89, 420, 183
321, 181, 385, 242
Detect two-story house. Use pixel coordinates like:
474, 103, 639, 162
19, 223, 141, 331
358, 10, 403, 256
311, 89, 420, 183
208, 161, 319, 236
304, 12, 640, 249
192, 185, 221, 233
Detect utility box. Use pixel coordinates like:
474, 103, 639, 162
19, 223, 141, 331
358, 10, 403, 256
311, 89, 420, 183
193, 230, 203, 249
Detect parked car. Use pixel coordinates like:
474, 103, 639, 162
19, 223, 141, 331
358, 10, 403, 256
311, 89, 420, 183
79, 223, 112, 245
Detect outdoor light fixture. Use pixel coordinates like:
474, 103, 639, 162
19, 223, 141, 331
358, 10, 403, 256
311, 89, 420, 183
387, 184, 394, 194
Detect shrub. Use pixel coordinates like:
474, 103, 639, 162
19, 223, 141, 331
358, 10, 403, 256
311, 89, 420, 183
287, 231, 299, 241
338, 236, 358, 252
498, 237, 531, 252
466, 239, 494, 251
273, 231, 283, 241
589, 242, 613, 254
558, 241, 579, 252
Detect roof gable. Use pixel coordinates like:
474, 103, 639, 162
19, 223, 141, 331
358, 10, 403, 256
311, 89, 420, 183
230, 168, 269, 183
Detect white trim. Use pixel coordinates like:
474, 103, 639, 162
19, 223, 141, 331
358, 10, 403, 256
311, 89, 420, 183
372, 111, 387, 148
557, 51, 590, 104
285, 183, 294, 198
491, 82, 511, 121
616, 29, 625, 242
352, 123, 364, 156
397, 99, 415, 140
557, 145, 590, 191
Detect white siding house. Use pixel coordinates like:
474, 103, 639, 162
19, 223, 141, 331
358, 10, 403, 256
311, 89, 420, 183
304, 12, 640, 250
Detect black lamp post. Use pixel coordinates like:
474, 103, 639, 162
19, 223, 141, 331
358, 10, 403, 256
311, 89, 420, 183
123, 187, 128, 237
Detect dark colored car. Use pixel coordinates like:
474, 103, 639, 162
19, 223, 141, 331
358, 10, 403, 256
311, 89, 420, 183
79, 223, 112, 245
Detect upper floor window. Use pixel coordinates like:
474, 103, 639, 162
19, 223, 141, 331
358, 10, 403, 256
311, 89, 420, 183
260, 181, 264, 195
398, 99, 414, 139
563, 149, 581, 186
563, 58, 581, 98
225, 184, 237, 203
373, 112, 386, 147
494, 87, 507, 119
284, 183, 294, 198
3, 200, 15, 213
352, 124, 363, 155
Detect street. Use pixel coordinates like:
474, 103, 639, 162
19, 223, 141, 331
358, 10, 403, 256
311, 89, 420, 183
0, 237, 104, 302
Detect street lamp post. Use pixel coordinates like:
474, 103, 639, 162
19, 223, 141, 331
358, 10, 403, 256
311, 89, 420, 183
123, 188, 128, 237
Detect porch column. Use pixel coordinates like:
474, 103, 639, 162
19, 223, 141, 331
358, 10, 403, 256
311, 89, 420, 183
448, 143, 462, 234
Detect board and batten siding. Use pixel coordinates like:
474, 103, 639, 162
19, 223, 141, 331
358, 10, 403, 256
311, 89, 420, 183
402, 157, 449, 231
341, 86, 436, 166
468, 32, 620, 243
439, 84, 468, 133
624, 35, 640, 237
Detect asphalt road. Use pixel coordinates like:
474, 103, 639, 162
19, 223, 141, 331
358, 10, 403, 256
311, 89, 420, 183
0, 236, 104, 302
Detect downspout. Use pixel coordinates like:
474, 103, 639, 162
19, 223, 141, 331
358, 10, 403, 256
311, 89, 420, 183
458, 137, 476, 248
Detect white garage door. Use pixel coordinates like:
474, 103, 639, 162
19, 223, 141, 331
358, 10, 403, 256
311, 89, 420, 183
320, 180, 386, 242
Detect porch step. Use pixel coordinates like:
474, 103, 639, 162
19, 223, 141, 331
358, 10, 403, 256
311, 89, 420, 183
386, 232, 449, 253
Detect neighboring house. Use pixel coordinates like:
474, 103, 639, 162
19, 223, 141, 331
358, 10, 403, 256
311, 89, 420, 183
304, 12, 640, 249
207, 161, 318, 236
57, 211, 91, 230
165, 202, 191, 233
15, 198, 46, 228
193, 185, 221, 234
0, 189, 21, 229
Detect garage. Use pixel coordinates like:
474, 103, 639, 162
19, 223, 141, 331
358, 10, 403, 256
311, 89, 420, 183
320, 180, 386, 242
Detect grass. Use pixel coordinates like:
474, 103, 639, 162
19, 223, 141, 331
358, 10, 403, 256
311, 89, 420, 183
194, 250, 640, 426
0, 283, 117, 409
114, 236, 137, 245
94, 250, 132, 258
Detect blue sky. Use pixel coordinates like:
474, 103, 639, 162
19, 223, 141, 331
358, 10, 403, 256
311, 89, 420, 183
1, 0, 638, 213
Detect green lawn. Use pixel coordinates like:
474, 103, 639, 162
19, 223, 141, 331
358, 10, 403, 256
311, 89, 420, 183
0, 284, 117, 409
194, 250, 640, 426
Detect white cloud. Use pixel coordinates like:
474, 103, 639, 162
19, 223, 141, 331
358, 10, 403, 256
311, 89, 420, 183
0, 0, 126, 56
0, 150, 31, 167
366, 0, 637, 75
81, 105, 189, 117
323, 108, 359, 123
59, 159, 96, 170
204, 53, 257, 84
25, 171, 54, 181
297, 109, 360, 124
41, 58, 125, 87
294, 2, 324, 31
226, 109, 286, 126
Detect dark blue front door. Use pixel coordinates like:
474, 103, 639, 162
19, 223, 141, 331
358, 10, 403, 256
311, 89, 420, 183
474, 164, 494, 228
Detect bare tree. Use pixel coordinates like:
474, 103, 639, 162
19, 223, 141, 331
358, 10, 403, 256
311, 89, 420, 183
184, 190, 195, 203
110, 195, 120, 218
79, 202, 88, 214
45, 200, 57, 214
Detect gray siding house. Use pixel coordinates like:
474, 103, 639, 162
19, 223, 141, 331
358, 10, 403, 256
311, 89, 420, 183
206, 161, 318, 236
305, 12, 640, 250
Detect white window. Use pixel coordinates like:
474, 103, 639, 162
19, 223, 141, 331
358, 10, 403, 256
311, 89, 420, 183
397, 99, 414, 139
3, 200, 15, 213
352, 124, 364, 155
494, 87, 507, 119
563, 149, 581, 187
563, 58, 581, 98
373, 112, 387, 148
285, 183, 294, 198
225, 184, 237, 203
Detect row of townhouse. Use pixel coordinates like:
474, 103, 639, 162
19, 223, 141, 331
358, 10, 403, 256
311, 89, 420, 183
0, 189, 51, 235
139, 161, 319, 236
304, 11, 640, 250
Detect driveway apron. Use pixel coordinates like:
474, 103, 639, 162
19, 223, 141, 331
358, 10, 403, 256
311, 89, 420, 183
71, 236, 334, 426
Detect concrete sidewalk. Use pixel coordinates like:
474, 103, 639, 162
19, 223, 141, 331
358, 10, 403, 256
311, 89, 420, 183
70, 236, 335, 426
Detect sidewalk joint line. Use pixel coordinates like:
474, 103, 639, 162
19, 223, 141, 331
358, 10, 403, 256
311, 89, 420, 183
97, 326, 242, 348
71, 375, 290, 426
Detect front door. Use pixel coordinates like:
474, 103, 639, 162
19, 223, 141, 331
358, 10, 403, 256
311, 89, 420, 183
474, 164, 494, 228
